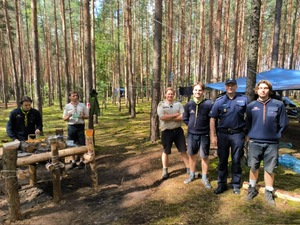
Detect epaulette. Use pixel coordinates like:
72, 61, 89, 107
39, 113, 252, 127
215, 95, 224, 101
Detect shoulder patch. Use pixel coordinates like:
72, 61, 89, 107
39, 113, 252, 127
215, 95, 224, 101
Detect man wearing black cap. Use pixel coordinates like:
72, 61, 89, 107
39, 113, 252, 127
209, 78, 248, 194
6, 96, 43, 141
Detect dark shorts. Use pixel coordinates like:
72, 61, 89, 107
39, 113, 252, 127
248, 141, 279, 173
187, 133, 210, 158
161, 127, 187, 154
68, 124, 86, 146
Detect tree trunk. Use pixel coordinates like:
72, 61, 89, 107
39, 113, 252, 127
117, 0, 122, 111
289, 0, 299, 69
150, 0, 162, 142
83, 0, 93, 129
207, 0, 214, 83
257, 0, 266, 72
125, 0, 136, 118
3, 0, 20, 105
24, 0, 33, 98
291, 0, 300, 69
166, 0, 173, 87
198, 0, 206, 82
281, 1, 291, 68
145, 12, 150, 101
68, 0, 76, 91
179, 0, 186, 87
31, 0, 43, 117
14, 0, 25, 98
42, 0, 53, 106
221, 0, 230, 81
54, 0, 63, 110
91, 0, 96, 89
59, 0, 71, 102
0, 33, 9, 107
213, 0, 222, 83
186, 0, 192, 87
246, 0, 261, 102
232, 0, 240, 78
271, 0, 282, 68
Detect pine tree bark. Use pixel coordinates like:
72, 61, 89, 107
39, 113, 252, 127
14, 0, 25, 97
3, 0, 20, 105
3, 143, 22, 222
150, 0, 162, 142
83, 0, 93, 129
31, 0, 43, 116
54, 0, 63, 110
271, 0, 282, 68
59, 0, 71, 102
246, 0, 261, 102
166, 0, 173, 87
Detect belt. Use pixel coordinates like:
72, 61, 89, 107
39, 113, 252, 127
164, 127, 181, 132
68, 124, 84, 127
219, 128, 244, 135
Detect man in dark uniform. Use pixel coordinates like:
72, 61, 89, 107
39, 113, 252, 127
209, 78, 248, 194
6, 96, 43, 141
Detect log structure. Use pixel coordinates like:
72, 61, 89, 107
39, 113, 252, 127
2, 141, 22, 221
85, 129, 98, 190
1, 133, 99, 220
16, 146, 88, 166
49, 137, 62, 203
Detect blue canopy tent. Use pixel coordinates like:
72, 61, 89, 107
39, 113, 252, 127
206, 68, 300, 92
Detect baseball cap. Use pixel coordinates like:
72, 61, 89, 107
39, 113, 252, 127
225, 78, 237, 85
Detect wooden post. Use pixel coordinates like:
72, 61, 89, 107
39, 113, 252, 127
28, 164, 37, 186
85, 129, 98, 190
49, 137, 62, 203
2, 141, 22, 221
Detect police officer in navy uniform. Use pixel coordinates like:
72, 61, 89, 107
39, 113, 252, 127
209, 78, 249, 194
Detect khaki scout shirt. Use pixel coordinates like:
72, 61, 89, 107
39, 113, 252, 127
157, 100, 184, 131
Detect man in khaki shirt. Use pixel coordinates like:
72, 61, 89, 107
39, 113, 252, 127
157, 87, 189, 180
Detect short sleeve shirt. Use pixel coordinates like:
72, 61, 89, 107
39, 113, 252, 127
63, 102, 89, 125
157, 101, 184, 131
209, 94, 248, 129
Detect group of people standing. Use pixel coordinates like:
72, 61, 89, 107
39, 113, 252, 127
6, 91, 89, 170
6, 82, 289, 206
157, 79, 288, 206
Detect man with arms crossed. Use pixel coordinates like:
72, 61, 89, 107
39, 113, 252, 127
157, 87, 189, 180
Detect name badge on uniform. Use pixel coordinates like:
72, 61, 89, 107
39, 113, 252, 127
224, 108, 227, 113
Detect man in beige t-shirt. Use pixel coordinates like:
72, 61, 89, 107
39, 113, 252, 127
157, 87, 189, 179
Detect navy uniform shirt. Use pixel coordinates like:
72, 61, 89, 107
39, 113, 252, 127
183, 98, 213, 135
209, 94, 248, 130
246, 98, 288, 143
6, 107, 43, 141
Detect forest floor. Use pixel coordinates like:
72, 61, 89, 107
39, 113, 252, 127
1, 102, 300, 225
